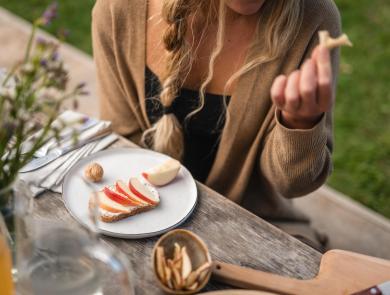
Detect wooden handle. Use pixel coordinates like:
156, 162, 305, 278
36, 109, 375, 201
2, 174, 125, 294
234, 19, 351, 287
212, 252, 390, 295
212, 261, 312, 295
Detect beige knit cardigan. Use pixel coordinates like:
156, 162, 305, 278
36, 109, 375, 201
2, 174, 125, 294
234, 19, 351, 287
92, 0, 341, 221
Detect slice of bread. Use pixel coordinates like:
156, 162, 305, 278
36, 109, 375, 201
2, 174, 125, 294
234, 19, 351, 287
89, 177, 160, 223
89, 195, 157, 222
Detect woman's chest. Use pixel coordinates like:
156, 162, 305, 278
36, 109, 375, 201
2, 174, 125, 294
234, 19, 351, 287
146, 4, 255, 94
145, 67, 230, 136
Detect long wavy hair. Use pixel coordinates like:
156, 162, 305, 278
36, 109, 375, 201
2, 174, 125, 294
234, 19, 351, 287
142, 0, 304, 160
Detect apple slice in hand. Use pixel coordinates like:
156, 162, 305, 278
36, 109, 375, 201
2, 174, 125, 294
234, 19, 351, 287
103, 186, 139, 207
115, 180, 147, 206
142, 158, 181, 186
95, 191, 130, 214
129, 178, 160, 205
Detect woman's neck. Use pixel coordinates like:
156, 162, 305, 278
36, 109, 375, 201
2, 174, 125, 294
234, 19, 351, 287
207, 1, 260, 30
226, 8, 260, 28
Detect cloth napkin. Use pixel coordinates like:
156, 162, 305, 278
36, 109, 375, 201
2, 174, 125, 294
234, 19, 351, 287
19, 111, 119, 196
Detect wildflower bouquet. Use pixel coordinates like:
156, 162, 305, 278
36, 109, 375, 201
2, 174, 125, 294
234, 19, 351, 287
0, 2, 86, 197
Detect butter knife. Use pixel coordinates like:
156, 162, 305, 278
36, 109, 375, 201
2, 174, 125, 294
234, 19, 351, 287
351, 281, 390, 295
19, 127, 112, 173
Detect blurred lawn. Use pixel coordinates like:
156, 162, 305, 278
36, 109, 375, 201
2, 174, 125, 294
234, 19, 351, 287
0, 0, 95, 53
329, 0, 390, 218
1, 0, 389, 218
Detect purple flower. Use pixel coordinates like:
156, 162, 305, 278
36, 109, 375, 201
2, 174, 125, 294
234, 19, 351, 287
79, 90, 89, 96
40, 1, 58, 26
51, 51, 59, 61
36, 37, 49, 50
57, 28, 70, 40
72, 99, 79, 110
40, 59, 48, 67
75, 82, 86, 90
36, 37, 47, 46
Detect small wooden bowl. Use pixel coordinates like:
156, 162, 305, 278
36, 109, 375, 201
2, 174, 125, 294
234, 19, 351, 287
152, 229, 212, 294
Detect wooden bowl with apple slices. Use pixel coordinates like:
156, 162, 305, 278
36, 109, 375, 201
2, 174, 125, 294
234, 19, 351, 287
152, 229, 212, 294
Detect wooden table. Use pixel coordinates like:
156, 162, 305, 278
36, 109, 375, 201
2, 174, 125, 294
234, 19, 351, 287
32, 137, 321, 294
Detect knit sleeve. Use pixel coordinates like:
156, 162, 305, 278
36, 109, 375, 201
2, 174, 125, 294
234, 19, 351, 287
92, 0, 142, 141
258, 3, 341, 198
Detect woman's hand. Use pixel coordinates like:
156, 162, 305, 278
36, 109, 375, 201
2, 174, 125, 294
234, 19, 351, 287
270, 45, 333, 129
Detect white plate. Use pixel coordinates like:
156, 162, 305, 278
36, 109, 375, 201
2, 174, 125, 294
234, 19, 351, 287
62, 148, 197, 239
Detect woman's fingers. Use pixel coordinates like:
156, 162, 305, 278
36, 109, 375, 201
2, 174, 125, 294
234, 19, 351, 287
316, 46, 333, 111
284, 70, 301, 112
299, 59, 317, 111
270, 44, 334, 129
311, 46, 320, 60
271, 75, 287, 109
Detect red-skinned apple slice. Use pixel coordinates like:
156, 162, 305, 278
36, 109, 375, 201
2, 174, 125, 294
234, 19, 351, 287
115, 180, 146, 206
95, 192, 130, 214
142, 158, 181, 186
129, 178, 159, 205
103, 186, 139, 207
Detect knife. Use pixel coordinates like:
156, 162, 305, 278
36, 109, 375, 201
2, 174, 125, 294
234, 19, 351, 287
33, 117, 99, 157
19, 127, 112, 173
351, 281, 390, 295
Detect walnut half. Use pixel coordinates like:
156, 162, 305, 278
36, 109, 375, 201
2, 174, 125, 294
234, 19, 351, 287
84, 162, 104, 182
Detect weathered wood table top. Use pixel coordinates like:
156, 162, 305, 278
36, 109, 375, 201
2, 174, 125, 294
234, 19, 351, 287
32, 137, 321, 294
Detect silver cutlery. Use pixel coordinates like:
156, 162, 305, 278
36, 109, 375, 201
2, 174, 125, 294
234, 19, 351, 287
19, 126, 112, 173
32, 118, 99, 157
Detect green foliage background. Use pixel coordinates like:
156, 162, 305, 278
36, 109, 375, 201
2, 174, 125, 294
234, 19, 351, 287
0, 0, 388, 217
0, 0, 95, 53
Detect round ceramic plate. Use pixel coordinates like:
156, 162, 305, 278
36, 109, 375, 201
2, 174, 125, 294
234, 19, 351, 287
62, 147, 197, 239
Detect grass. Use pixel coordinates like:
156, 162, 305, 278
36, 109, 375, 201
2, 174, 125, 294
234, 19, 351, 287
0, 0, 95, 54
1, 0, 389, 218
329, 0, 390, 218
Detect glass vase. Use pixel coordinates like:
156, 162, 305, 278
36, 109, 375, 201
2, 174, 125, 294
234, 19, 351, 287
0, 213, 14, 295
0, 181, 23, 295
0, 179, 33, 286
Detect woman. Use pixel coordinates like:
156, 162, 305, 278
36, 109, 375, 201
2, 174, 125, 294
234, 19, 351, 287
92, 0, 340, 250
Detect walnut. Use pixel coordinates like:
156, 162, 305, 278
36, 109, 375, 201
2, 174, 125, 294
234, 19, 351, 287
84, 162, 104, 182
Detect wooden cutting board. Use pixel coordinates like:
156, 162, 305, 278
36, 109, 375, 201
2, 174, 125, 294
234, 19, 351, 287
212, 250, 390, 295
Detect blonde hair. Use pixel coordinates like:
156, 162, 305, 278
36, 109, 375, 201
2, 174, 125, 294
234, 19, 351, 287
142, 0, 303, 160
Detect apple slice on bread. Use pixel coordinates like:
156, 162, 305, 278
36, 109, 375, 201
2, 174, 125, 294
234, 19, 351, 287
142, 158, 181, 186
103, 186, 140, 207
129, 178, 160, 205
89, 178, 160, 223
95, 191, 130, 214
115, 180, 148, 206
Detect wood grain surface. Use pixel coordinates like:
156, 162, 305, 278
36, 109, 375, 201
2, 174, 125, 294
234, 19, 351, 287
32, 137, 322, 294
212, 250, 390, 295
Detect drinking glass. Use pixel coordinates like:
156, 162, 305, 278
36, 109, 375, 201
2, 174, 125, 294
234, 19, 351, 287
15, 220, 134, 295
14, 180, 134, 295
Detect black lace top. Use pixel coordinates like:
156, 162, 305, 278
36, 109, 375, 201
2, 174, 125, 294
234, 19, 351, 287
145, 67, 230, 182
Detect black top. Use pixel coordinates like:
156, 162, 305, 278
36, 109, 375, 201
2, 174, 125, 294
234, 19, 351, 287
145, 67, 230, 182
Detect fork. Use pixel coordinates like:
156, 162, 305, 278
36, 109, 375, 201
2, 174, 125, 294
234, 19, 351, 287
33, 118, 99, 157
